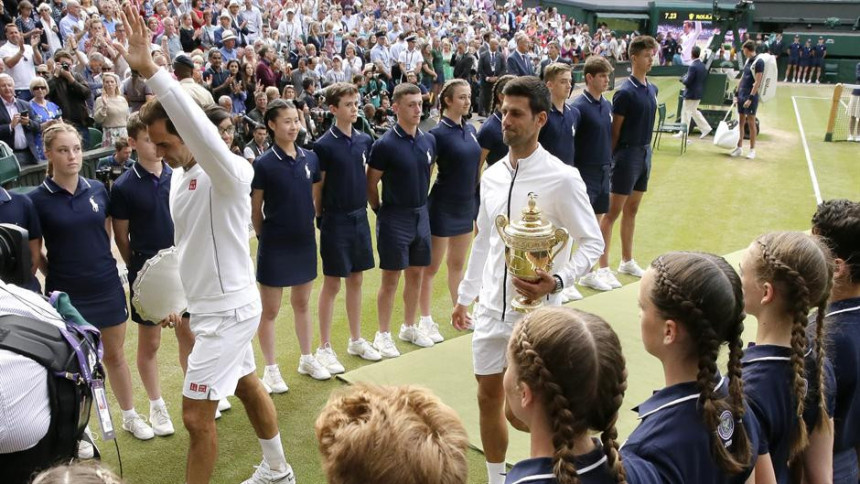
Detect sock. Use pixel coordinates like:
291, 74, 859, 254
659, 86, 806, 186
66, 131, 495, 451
487, 462, 505, 484
121, 408, 138, 421
149, 397, 166, 412
265, 364, 279, 373
419, 315, 432, 324
260, 434, 288, 473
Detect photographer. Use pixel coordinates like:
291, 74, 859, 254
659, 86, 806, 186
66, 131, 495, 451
95, 137, 133, 188
360, 63, 387, 108
46, 50, 91, 147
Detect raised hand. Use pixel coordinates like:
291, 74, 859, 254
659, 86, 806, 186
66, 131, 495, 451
114, 1, 159, 78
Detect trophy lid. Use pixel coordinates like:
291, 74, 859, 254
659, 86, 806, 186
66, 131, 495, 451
504, 193, 556, 239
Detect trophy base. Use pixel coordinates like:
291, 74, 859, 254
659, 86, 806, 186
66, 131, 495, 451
512, 297, 544, 313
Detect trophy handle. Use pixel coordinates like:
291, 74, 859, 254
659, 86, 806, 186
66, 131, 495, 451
494, 214, 510, 244
549, 228, 570, 262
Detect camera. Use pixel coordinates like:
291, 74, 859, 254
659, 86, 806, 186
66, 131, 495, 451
61, 62, 71, 71
0, 224, 31, 285
95, 164, 128, 187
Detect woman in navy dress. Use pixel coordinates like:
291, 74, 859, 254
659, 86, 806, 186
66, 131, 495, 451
28, 123, 156, 440
252, 99, 330, 383
621, 252, 766, 484
418, 79, 481, 339
504, 307, 627, 484
739, 232, 834, 483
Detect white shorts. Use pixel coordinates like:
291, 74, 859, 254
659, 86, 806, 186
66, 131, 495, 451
183, 299, 262, 400
471, 305, 517, 376
848, 95, 860, 119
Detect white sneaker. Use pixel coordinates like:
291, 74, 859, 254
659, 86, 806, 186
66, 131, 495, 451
579, 271, 613, 291
373, 331, 401, 358
150, 405, 175, 436
730, 147, 743, 157
347, 338, 383, 361
218, 398, 231, 412
746, 150, 756, 160
848, 135, 856, 142
215, 408, 222, 420
315, 344, 346, 375
262, 366, 289, 394
399, 324, 435, 348
783, 77, 788, 82
122, 413, 155, 441
816, 80, 820, 84
419, 316, 444, 343
241, 460, 296, 484
298, 354, 332, 380
699, 129, 712, 139
597, 267, 622, 289
561, 285, 583, 303
618, 259, 646, 278
77, 427, 97, 459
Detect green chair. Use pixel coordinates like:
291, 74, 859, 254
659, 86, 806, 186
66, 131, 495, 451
0, 154, 21, 186
653, 103, 688, 155
823, 63, 838, 84
88, 128, 103, 150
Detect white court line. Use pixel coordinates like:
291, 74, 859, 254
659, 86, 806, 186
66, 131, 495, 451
792, 94, 849, 109
791, 96, 823, 204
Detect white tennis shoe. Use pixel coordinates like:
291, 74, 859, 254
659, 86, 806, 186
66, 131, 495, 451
347, 338, 382, 361
241, 460, 295, 484
298, 354, 332, 380
122, 413, 155, 441
419, 316, 444, 343
399, 324, 435, 348
315, 344, 345, 375
579, 271, 613, 291
618, 259, 646, 278
373, 331, 401, 358
262, 366, 289, 394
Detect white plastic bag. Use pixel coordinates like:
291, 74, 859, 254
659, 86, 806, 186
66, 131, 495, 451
714, 104, 740, 149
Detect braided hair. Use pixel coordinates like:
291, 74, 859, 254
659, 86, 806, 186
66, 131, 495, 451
509, 307, 628, 484
490, 74, 516, 115
649, 252, 752, 474
750, 232, 835, 455
438, 78, 470, 119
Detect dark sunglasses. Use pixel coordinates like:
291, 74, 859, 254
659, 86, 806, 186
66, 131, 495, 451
33, 86, 48, 90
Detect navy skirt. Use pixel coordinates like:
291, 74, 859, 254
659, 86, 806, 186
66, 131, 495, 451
256, 234, 318, 287
428, 195, 475, 237
47, 269, 128, 328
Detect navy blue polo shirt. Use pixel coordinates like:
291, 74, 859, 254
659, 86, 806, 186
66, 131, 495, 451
788, 42, 801, 59
572, 91, 612, 173
506, 440, 617, 484
477, 112, 507, 167
612, 76, 658, 148
367, 124, 436, 209
800, 45, 812, 62
0, 188, 42, 291
314, 126, 372, 213
814, 44, 826, 60
741, 344, 799, 484
28, 177, 117, 292
109, 162, 174, 264
252, 143, 321, 244
538, 102, 580, 167
429, 117, 482, 202
810, 298, 860, 454
621, 376, 761, 484
739, 57, 765, 94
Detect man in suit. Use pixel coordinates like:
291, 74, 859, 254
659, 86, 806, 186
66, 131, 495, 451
538, 41, 569, 80
506, 32, 534, 77
675, 46, 712, 139
478, 37, 505, 116
0, 74, 41, 166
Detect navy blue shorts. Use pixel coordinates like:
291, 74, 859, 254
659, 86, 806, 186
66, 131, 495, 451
580, 165, 611, 214
800, 58, 811, 67
376, 205, 432, 270
811, 59, 822, 68
257, 231, 317, 287
737, 92, 759, 116
610, 146, 651, 195
320, 208, 375, 277
428, 195, 475, 237
788, 56, 799, 66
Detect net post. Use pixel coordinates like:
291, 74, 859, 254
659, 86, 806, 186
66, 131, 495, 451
825, 83, 844, 142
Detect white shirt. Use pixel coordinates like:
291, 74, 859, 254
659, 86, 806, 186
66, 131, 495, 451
0, 280, 65, 453
240, 5, 263, 40
457, 145, 604, 322
2, 98, 27, 150
680, 21, 703, 65
398, 48, 422, 73
0, 43, 37, 89
146, 69, 259, 314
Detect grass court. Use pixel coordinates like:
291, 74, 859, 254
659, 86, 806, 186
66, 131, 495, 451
97, 78, 859, 483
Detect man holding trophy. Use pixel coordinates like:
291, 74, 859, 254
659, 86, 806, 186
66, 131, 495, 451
451, 76, 604, 484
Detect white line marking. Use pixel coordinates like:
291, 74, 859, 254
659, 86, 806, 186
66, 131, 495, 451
791, 96, 830, 100
791, 96, 823, 205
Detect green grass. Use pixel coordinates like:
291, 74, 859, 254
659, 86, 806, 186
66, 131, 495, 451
95, 79, 859, 483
